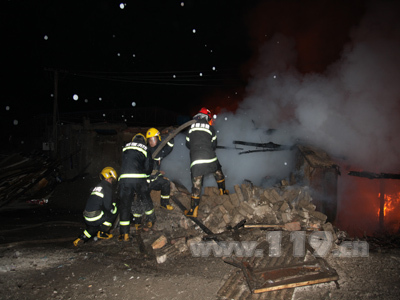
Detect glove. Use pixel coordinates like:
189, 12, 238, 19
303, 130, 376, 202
149, 171, 162, 181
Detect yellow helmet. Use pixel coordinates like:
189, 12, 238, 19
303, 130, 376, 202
146, 128, 161, 141
100, 167, 117, 180
132, 133, 147, 143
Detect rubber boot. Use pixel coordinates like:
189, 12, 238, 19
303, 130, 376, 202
160, 200, 174, 211
73, 238, 83, 247
73, 234, 89, 246
217, 179, 229, 195
118, 233, 130, 242
219, 188, 229, 195
184, 197, 200, 218
134, 223, 142, 231
97, 231, 113, 240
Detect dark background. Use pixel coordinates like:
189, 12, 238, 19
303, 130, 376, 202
2, 0, 255, 118
2, 0, 368, 143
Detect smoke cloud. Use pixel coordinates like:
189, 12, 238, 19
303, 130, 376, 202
162, 1, 400, 236
238, 0, 400, 173
164, 1, 400, 193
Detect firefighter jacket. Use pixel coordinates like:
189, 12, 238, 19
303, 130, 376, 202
185, 117, 219, 177
148, 135, 174, 171
83, 180, 117, 222
119, 141, 153, 180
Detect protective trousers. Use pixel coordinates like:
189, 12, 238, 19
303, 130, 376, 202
148, 175, 171, 206
81, 210, 117, 240
191, 169, 225, 199
118, 178, 155, 234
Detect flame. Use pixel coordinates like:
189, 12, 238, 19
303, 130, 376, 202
377, 192, 400, 217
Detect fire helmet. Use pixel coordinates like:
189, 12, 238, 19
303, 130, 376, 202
132, 133, 147, 144
146, 128, 161, 141
100, 167, 117, 181
199, 107, 212, 120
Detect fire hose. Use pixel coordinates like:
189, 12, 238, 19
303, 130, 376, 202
151, 120, 218, 235
151, 119, 196, 159
170, 195, 214, 235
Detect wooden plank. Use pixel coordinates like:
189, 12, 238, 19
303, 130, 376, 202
227, 253, 339, 295
244, 222, 301, 231
348, 170, 400, 180
244, 224, 284, 228
253, 275, 339, 293
218, 232, 306, 299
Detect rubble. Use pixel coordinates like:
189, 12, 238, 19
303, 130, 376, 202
151, 235, 168, 249
0, 148, 341, 298
185, 182, 329, 235
154, 237, 190, 264
0, 153, 61, 208
149, 180, 342, 298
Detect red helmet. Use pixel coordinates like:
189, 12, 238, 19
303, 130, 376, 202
199, 107, 212, 120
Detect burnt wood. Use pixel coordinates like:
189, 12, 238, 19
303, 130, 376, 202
348, 171, 400, 180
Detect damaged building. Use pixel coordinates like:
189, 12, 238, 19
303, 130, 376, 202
0, 116, 347, 299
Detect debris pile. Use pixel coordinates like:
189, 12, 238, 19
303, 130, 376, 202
150, 181, 338, 255
217, 231, 339, 299
0, 153, 61, 209
176, 182, 331, 235
146, 181, 341, 298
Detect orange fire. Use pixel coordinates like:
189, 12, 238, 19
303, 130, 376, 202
377, 192, 400, 217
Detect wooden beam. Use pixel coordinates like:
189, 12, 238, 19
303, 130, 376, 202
348, 171, 400, 180
253, 275, 339, 293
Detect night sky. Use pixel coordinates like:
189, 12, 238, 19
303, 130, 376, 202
3, 0, 254, 118
3, 0, 369, 128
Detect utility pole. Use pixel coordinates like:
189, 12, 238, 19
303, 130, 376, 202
52, 70, 59, 159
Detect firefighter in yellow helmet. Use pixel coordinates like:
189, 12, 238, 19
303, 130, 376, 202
146, 127, 174, 210
73, 167, 118, 246
117, 133, 155, 241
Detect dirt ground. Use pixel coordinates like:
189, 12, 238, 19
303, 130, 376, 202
1, 176, 400, 300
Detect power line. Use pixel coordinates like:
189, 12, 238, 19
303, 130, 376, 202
45, 67, 245, 87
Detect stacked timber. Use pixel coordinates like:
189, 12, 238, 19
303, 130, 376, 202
0, 153, 60, 208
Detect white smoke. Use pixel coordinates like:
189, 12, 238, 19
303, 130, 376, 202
162, 115, 295, 193
163, 0, 400, 195
162, 133, 192, 191
234, 0, 400, 173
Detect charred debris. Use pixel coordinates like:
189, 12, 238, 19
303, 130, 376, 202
0, 129, 343, 298
2, 121, 398, 298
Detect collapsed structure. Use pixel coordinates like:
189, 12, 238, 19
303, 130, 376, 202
148, 181, 341, 299
0, 120, 346, 298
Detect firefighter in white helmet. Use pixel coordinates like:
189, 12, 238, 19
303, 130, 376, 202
73, 167, 118, 246
146, 127, 174, 211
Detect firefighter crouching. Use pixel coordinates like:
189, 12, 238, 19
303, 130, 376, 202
73, 167, 118, 246
185, 107, 228, 218
146, 127, 174, 210
118, 133, 156, 241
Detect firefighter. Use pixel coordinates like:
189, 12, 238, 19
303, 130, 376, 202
146, 127, 174, 210
117, 133, 155, 241
185, 107, 228, 218
73, 167, 118, 246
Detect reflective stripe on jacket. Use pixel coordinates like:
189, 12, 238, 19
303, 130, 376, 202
119, 141, 152, 180
186, 118, 219, 177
